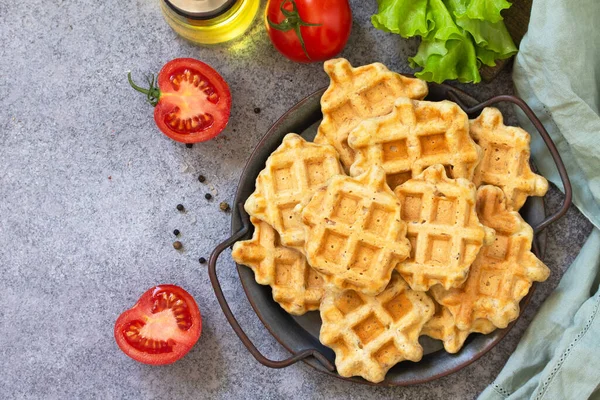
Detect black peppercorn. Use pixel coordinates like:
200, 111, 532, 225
199, 257, 206, 264
173, 241, 183, 250
254, 107, 261, 114
173, 229, 180, 236
205, 193, 212, 200
185, 143, 193, 148
198, 175, 206, 183
176, 204, 185, 211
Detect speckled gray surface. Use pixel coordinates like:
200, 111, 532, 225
0, 0, 594, 398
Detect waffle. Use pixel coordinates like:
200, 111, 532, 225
421, 303, 495, 353
244, 133, 344, 251
231, 217, 325, 315
470, 107, 548, 211
393, 165, 495, 291
348, 98, 482, 190
320, 273, 434, 383
431, 186, 550, 330
314, 58, 428, 171
300, 165, 411, 296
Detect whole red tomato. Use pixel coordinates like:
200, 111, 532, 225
265, 0, 352, 63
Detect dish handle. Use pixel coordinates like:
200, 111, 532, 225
208, 205, 336, 372
448, 91, 573, 234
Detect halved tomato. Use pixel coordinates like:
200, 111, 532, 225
129, 58, 231, 143
114, 284, 202, 365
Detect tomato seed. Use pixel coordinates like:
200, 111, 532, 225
219, 202, 230, 212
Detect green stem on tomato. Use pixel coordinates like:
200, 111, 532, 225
267, 0, 321, 60
128, 72, 160, 107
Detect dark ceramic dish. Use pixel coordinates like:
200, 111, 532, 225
209, 82, 572, 386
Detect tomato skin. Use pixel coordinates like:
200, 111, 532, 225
155, 58, 231, 143
265, 0, 352, 63
114, 284, 202, 365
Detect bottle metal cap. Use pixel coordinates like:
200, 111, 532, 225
165, 0, 237, 20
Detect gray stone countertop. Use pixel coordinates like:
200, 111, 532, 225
0, 0, 593, 398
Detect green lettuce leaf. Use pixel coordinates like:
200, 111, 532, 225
410, 37, 481, 83
475, 46, 501, 67
463, 18, 517, 65
371, 0, 431, 38
371, 0, 517, 83
447, 0, 517, 66
425, 0, 463, 41
409, 0, 480, 83
462, 0, 512, 23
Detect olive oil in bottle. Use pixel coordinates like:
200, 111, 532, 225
161, 0, 259, 45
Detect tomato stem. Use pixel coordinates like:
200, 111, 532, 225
267, 0, 321, 60
128, 72, 161, 107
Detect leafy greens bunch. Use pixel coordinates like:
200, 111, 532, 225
372, 0, 517, 83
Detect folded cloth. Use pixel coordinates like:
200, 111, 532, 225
479, 0, 600, 399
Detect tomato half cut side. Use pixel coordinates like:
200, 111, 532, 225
155, 58, 231, 143
114, 284, 202, 365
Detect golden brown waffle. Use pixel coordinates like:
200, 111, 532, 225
470, 107, 548, 211
300, 166, 411, 296
320, 273, 434, 383
231, 217, 325, 315
314, 58, 428, 171
421, 303, 495, 354
431, 185, 550, 330
244, 133, 343, 250
393, 165, 495, 291
348, 98, 482, 190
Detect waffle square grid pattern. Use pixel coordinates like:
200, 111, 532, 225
394, 165, 495, 291
320, 273, 434, 383
231, 217, 325, 315
348, 98, 481, 190
245, 133, 343, 251
300, 166, 410, 296
431, 186, 550, 330
314, 58, 428, 171
421, 304, 495, 354
470, 107, 548, 211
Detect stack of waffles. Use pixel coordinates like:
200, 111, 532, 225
232, 59, 550, 383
